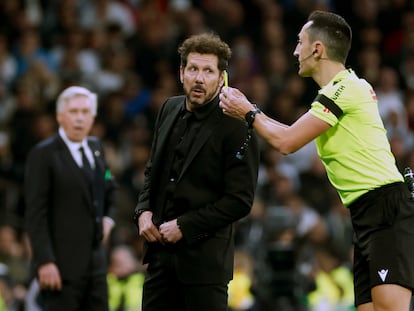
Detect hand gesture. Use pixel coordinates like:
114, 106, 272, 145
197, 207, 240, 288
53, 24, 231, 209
159, 219, 183, 244
138, 211, 164, 244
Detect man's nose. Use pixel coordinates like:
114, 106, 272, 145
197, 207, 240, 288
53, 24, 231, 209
195, 72, 204, 83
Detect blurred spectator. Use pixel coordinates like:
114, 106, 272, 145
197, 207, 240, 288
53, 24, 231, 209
13, 28, 57, 80
306, 247, 355, 311
0, 33, 17, 90
113, 140, 151, 245
218, 0, 249, 44
401, 53, 414, 91
79, 0, 136, 37
24, 278, 42, 311
234, 196, 267, 256
0, 0, 26, 41
99, 91, 129, 145
355, 45, 382, 86
92, 46, 131, 97
228, 249, 257, 311
18, 59, 61, 106
50, 27, 98, 87
126, 2, 177, 90
41, 0, 81, 49
376, 66, 414, 164
228, 35, 261, 95
122, 74, 152, 121
390, 8, 414, 67
377, 66, 407, 134
174, 7, 210, 39
323, 192, 353, 264
0, 81, 17, 128
258, 145, 301, 203
265, 90, 300, 125
107, 245, 145, 311
0, 226, 29, 310
247, 74, 271, 111
262, 47, 291, 95
253, 203, 310, 311
299, 154, 336, 215
350, 0, 380, 30
8, 81, 40, 182
260, 17, 286, 52
0, 263, 14, 311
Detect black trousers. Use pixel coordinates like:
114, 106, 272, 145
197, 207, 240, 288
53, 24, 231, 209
350, 182, 414, 306
142, 247, 229, 311
39, 248, 108, 311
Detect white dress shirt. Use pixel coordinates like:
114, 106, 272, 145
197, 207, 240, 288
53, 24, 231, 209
59, 127, 95, 169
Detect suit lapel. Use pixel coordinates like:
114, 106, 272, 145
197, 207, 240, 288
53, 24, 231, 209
56, 135, 95, 211
153, 101, 182, 167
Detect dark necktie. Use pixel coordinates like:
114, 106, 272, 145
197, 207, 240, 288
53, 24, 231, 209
79, 146, 94, 179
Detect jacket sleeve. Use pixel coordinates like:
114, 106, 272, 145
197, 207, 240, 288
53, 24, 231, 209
134, 98, 172, 215
24, 145, 56, 267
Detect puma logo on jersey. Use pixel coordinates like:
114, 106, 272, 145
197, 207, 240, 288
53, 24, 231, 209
378, 269, 388, 282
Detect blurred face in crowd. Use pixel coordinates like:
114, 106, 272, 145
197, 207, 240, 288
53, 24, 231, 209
293, 21, 316, 78
57, 95, 95, 142
180, 52, 224, 111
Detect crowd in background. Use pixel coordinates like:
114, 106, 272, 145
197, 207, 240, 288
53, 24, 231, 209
0, 0, 414, 310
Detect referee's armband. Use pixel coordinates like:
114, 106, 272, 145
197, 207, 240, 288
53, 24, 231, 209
314, 94, 343, 119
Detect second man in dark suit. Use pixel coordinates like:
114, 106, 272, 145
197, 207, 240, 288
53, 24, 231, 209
24, 86, 117, 311
134, 33, 260, 311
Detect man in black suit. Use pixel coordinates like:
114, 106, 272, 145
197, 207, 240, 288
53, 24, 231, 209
134, 33, 260, 311
24, 86, 117, 310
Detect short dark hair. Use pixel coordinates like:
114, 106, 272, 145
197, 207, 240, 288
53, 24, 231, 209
178, 32, 232, 71
307, 10, 352, 63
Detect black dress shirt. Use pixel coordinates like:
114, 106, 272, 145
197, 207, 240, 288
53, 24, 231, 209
155, 97, 218, 223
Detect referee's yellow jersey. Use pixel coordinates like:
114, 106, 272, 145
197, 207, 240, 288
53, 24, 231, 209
309, 69, 403, 207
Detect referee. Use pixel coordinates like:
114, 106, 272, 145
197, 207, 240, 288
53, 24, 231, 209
220, 10, 414, 311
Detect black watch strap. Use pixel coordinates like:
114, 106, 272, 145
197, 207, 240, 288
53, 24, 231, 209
245, 104, 262, 129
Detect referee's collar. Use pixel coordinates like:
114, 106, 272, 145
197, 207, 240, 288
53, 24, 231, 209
332, 68, 355, 85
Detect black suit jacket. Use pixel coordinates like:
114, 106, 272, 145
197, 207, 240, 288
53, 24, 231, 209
136, 95, 260, 284
24, 134, 116, 280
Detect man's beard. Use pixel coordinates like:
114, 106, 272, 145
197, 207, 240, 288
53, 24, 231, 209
185, 84, 219, 108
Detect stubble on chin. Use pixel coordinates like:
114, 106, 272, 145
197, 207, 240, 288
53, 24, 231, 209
185, 84, 220, 109
186, 90, 206, 107
186, 97, 202, 110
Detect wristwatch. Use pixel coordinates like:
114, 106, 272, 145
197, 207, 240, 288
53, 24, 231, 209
245, 104, 262, 129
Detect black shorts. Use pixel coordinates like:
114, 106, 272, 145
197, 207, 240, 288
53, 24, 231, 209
349, 182, 414, 306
